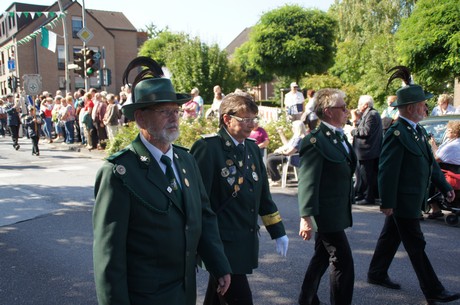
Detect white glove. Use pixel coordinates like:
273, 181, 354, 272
275, 235, 289, 257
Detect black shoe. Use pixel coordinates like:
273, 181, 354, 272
355, 195, 364, 201
367, 276, 401, 290
356, 199, 375, 205
426, 290, 460, 303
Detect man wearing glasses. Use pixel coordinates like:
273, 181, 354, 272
191, 92, 289, 305
297, 88, 357, 305
93, 57, 231, 305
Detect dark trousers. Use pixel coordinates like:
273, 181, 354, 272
31, 135, 39, 154
9, 125, 19, 147
266, 153, 287, 182
64, 120, 75, 143
89, 125, 98, 149
354, 158, 379, 202
368, 215, 444, 298
299, 231, 354, 305
204, 274, 253, 305
0, 118, 6, 136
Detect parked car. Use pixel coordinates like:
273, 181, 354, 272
419, 114, 460, 145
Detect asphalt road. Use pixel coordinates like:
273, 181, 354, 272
0, 136, 459, 305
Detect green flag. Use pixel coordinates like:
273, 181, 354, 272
41, 27, 57, 52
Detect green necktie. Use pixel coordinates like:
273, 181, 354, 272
335, 130, 344, 141
160, 155, 183, 204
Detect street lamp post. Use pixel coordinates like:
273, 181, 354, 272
57, 0, 70, 94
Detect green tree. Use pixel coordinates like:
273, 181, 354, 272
143, 23, 169, 39
396, 0, 460, 93
138, 31, 188, 66
139, 31, 244, 102
166, 38, 244, 102
330, 0, 416, 104
234, 5, 336, 83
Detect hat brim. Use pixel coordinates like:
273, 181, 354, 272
391, 91, 434, 107
122, 94, 190, 120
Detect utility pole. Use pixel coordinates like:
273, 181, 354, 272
57, 0, 70, 94
81, 0, 89, 91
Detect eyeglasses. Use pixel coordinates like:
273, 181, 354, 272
230, 115, 259, 124
329, 105, 347, 112
145, 108, 180, 117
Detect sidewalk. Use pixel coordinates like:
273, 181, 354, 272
45, 139, 107, 158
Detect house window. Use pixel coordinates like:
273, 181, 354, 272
59, 76, 66, 89
57, 45, 65, 70
71, 16, 83, 38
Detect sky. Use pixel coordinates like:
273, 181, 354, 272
6, 0, 335, 48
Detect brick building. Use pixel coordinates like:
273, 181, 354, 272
0, 0, 145, 97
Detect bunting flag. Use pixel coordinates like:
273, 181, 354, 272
0, 12, 65, 52
41, 27, 57, 52
1, 11, 65, 19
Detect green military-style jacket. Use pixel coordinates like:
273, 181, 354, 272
298, 123, 357, 232
379, 118, 452, 218
93, 135, 231, 305
190, 127, 286, 274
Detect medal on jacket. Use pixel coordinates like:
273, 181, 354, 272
251, 164, 258, 181
221, 167, 230, 177
232, 184, 240, 197
238, 176, 244, 184
227, 176, 235, 185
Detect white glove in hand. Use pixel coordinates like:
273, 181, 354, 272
275, 235, 289, 257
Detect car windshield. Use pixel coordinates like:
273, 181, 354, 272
421, 120, 448, 145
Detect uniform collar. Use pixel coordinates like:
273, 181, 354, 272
398, 115, 417, 130
223, 127, 244, 146
322, 121, 344, 134
139, 133, 173, 164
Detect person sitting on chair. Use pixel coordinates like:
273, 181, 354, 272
428, 121, 460, 218
267, 120, 307, 186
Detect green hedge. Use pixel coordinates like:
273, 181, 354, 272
105, 109, 293, 155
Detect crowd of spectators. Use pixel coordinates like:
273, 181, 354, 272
0, 85, 132, 152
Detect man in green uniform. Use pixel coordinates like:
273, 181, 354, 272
93, 57, 231, 305
297, 88, 357, 305
190, 92, 288, 305
367, 66, 459, 304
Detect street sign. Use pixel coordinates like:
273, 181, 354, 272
23, 74, 42, 96
67, 64, 79, 69
93, 51, 101, 61
8, 59, 15, 70
77, 27, 94, 44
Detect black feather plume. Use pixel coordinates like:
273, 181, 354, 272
122, 56, 164, 88
386, 65, 412, 90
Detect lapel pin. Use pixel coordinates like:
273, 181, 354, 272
115, 165, 126, 175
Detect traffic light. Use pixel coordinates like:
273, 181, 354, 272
73, 50, 85, 77
15, 77, 20, 90
103, 68, 112, 86
96, 69, 103, 86
7, 76, 12, 89
85, 48, 95, 76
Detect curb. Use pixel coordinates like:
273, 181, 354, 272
45, 140, 107, 158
